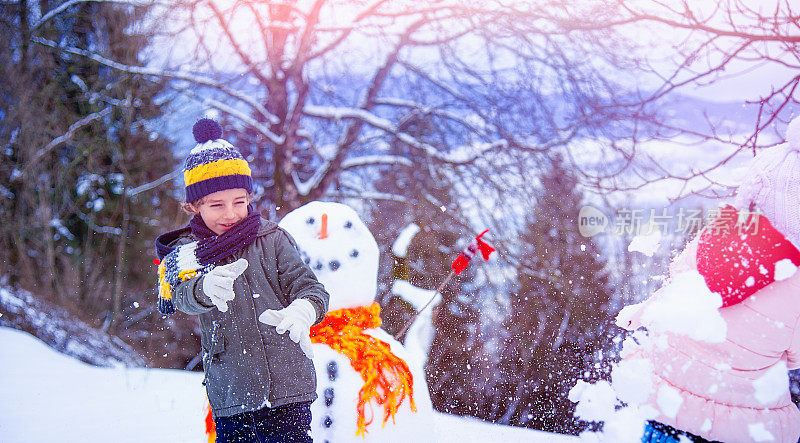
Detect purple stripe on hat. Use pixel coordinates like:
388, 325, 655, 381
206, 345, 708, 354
185, 174, 253, 203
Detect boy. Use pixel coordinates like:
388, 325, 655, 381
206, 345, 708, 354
155, 118, 329, 442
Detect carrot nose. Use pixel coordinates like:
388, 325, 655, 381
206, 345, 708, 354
319, 213, 328, 239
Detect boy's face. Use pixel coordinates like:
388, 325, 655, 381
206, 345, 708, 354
190, 188, 250, 235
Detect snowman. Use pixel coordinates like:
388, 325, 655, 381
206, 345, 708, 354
279, 201, 435, 442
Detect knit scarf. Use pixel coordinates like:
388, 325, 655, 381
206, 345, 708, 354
155, 209, 260, 315
310, 303, 416, 436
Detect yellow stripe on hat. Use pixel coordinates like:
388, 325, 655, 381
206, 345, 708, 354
184, 158, 251, 186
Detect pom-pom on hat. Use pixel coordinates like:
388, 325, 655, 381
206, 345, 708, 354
734, 115, 800, 248
183, 118, 253, 203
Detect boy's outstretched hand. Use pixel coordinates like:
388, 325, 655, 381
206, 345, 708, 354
202, 258, 249, 312
259, 299, 316, 359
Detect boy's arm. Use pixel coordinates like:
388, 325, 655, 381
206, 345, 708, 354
173, 275, 215, 315
272, 230, 330, 324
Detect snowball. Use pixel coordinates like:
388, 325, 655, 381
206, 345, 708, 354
748, 422, 776, 442
633, 271, 727, 343
656, 384, 683, 419
594, 404, 657, 443
745, 276, 755, 287
611, 357, 654, 406
628, 229, 662, 257
568, 380, 617, 423
774, 259, 798, 281
753, 361, 789, 405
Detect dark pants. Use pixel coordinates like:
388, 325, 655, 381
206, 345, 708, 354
214, 401, 312, 443
642, 420, 718, 443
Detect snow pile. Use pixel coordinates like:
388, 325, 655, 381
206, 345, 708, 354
0, 285, 144, 367
627, 229, 662, 257
568, 332, 659, 443
569, 380, 617, 423
568, 377, 657, 443
0, 327, 208, 442
616, 271, 727, 343
0, 326, 575, 442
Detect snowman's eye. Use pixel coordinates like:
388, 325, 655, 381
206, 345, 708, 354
314, 261, 323, 271
306, 217, 315, 225
344, 220, 353, 229
304, 257, 310, 265
350, 249, 359, 258
329, 260, 340, 271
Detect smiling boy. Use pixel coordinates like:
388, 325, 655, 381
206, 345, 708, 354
154, 119, 329, 442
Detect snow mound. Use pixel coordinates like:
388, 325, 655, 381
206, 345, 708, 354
0, 285, 144, 367
0, 326, 576, 442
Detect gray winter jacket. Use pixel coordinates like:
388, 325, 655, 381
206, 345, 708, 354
168, 217, 329, 417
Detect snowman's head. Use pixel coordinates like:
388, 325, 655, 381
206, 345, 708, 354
279, 201, 379, 310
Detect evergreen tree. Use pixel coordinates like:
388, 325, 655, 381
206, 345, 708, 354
494, 155, 614, 433
1, 2, 193, 367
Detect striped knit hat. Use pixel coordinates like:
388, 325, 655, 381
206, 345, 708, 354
184, 118, 253, 203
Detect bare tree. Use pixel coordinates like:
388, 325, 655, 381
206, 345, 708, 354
611, 0, 799, 149
28, 0, 660, 215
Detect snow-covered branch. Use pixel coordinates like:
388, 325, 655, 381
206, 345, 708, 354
303, 105, 507, 164
125, 168, 181, 197
342, 155, 414, 169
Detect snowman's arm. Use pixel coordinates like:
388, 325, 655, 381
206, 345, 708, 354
269, 229, 330, 324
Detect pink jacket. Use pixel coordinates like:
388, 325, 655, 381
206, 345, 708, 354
623, 237, 800, 443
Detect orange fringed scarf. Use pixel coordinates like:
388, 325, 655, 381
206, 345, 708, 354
310, 302, 416, 436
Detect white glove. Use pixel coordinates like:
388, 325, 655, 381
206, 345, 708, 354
201, 258, 249, 313
259, 299, 317, 359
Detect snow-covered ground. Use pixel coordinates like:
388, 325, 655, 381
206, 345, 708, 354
0, 327, 576, 442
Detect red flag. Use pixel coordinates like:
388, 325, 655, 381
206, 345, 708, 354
451, 229, 495, 274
